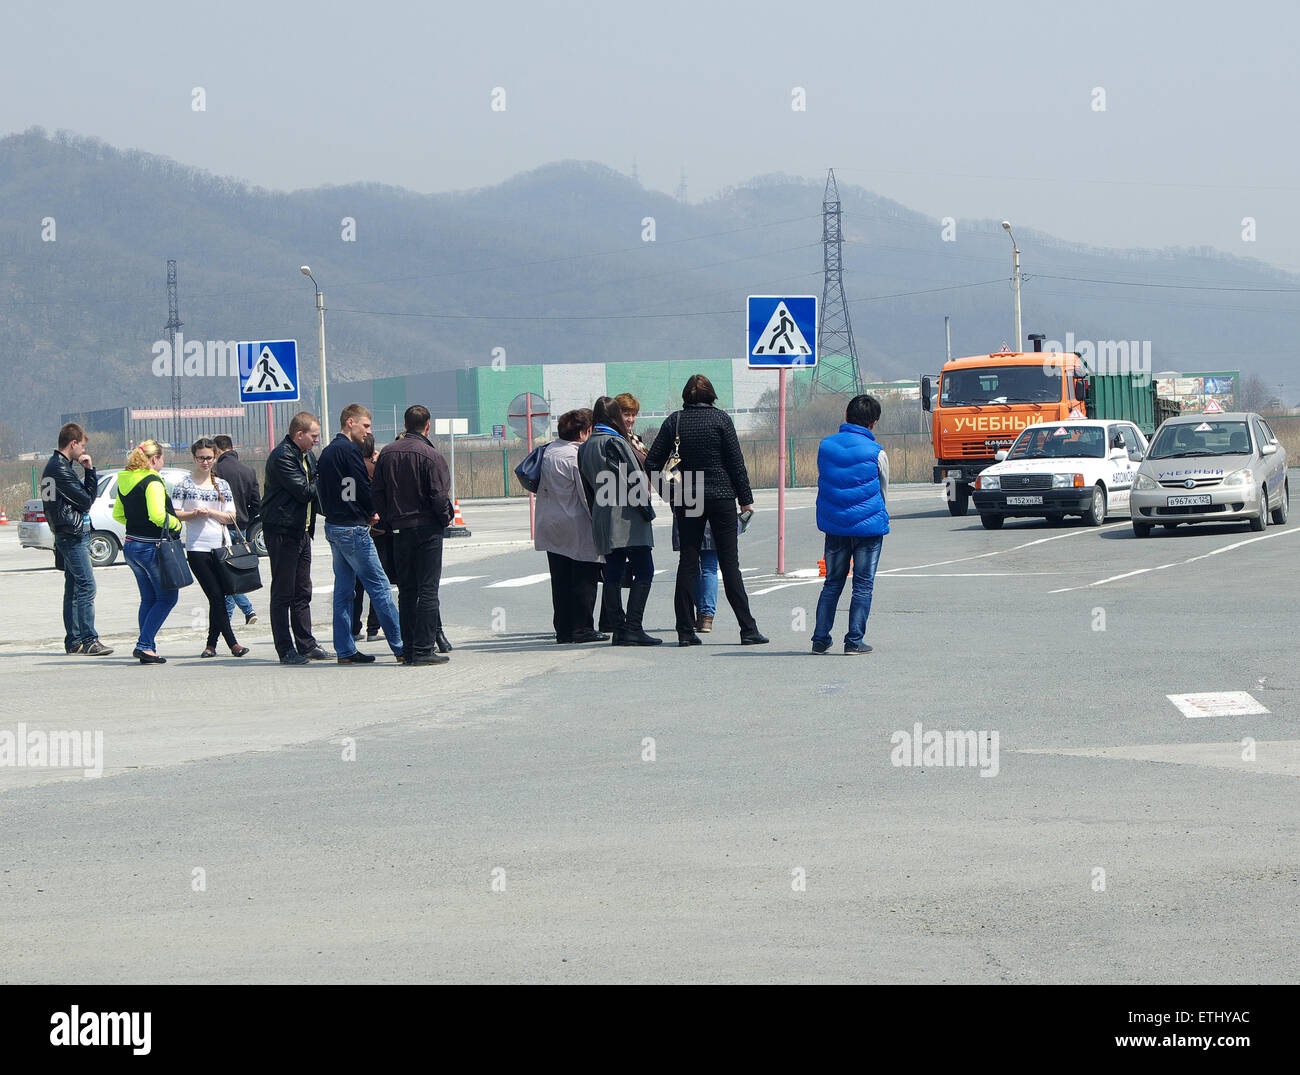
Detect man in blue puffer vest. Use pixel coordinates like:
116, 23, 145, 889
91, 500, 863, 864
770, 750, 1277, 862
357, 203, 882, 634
812, 394, 890, 654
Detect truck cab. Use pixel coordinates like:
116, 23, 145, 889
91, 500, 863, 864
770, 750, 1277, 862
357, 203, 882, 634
923, 350, 1088, 516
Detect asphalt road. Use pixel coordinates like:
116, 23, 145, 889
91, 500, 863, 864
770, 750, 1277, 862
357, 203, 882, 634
1, 480, 1297, 982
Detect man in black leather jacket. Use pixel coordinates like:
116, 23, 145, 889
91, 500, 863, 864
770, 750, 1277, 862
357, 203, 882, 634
262, 412, 330, 664
41, 422, 111, 655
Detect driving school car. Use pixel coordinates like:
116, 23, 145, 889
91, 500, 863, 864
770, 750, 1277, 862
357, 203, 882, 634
1129, 411, 1289, 537
972, 419, 1148, 530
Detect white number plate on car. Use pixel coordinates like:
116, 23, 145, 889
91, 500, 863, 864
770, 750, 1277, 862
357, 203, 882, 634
1167, 495, 1211, 507
1006, 495, 1043, 506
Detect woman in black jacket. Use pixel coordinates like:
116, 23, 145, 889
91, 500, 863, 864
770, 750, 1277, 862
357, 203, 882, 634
645, 375, 768, 647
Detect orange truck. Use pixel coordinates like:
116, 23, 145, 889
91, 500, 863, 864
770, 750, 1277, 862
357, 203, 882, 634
921, 346, 1176, 516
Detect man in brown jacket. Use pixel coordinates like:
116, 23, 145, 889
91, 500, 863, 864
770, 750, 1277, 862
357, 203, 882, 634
371, 406, 453, 665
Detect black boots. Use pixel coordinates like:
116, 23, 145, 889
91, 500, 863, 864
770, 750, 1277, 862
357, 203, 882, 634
614, 581, 663, 646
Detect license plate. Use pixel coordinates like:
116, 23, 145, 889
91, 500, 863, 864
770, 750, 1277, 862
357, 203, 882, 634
1167, 495, 1211, 507
1006, 495, 1043, 506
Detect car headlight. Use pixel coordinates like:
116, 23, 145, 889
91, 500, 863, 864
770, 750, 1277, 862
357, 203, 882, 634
978, 475, 999, 491
1135, 474, 1158, 491
1052, 473, 1085, 488
1220, 470, 1249, 487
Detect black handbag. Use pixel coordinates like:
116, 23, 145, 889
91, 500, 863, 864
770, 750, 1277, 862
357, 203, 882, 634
514, 441, 548, 493
214, 527, 263, 595
157, 526, 193, 590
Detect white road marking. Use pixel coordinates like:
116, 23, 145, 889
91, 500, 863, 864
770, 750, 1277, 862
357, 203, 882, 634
486, 573, 551, 588
1048, 526, 1300, 593
441, 576, 488, 586
878, 522, 1127, 575
1167, 692, 1270, 718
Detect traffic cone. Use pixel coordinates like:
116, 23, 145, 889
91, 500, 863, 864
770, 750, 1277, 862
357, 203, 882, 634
0, 507, 8, 525
445, 498, 472, 538
818, 558, 826, 577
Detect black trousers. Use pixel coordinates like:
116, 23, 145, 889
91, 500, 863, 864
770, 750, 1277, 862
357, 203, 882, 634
266, 529, 317, 657
186, 549, 238, 649
393, 526, 442, 656
674, 499, 755, 634
546, 552, 601, 641
353, 531, 397, 634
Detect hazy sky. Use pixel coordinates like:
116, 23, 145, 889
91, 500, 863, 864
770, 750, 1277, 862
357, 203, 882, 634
7, 0, 1300, 271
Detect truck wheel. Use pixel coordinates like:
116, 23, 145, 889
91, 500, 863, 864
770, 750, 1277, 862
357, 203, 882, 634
1132, 521, 1152, 538
947, 492, 969, 517
87, 531, 120, 567
1249, 491, 1267, 532
1081, 485, 1107, 527
250, 521, 268, 557
980, 513, 1005, 530
1271, 480, 1289, 525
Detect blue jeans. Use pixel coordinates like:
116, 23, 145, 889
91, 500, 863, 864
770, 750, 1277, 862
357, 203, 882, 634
123, 540, 180, 653
224, 526, 255, 620
696, 550, 719, 616
812, 534, 884, 648
55, 530, 98, 650
325, 523, 402, 657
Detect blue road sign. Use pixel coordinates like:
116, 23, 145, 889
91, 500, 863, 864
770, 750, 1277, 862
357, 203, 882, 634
238, 340, 300, 404
747, 295, 817, 369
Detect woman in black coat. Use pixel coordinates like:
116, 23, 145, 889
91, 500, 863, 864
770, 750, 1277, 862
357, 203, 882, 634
644, 375, 768, 647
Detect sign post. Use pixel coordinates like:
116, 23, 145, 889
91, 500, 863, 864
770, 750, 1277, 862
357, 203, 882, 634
507, 393, 550, 540
747, 296, 818, 576
434, 418, 469, 503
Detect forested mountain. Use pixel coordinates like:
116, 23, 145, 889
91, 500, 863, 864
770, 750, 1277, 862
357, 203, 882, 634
2, 127, 1296, 451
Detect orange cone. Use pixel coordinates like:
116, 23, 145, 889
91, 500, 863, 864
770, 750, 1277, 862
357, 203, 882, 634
445, 498, 472, 538
0, 508, 8, 525
818, 558, 826, 577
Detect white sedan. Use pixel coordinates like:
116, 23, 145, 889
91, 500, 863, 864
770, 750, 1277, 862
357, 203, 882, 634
971, 419, 1149, 529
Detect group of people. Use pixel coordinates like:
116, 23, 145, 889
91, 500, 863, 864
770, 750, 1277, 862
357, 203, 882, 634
41, 381, 891, 662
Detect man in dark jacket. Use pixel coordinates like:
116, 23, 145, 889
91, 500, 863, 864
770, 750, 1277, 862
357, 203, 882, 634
42, 423, 111, 655
371, 405, 452, 665
212, 434, 260, 626
812, 394, 890, 655
262, 412, 330, 664
317, 404, 403, 664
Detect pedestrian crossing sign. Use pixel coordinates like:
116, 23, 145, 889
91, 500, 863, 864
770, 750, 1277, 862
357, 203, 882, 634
238, 340, 300, 403
748, 296, 817, 369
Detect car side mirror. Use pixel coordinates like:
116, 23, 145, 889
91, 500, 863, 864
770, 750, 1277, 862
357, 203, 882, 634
921, 376, 932, 412
994, 450, 1007, 462
1132, 450, 1145, 461
1261, 443, 1278, 456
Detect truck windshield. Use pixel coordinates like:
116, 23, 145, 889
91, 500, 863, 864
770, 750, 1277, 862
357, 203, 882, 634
1147, 420, 1251, 459
1008, 426, 1106, 460
940, 365, 1060, 406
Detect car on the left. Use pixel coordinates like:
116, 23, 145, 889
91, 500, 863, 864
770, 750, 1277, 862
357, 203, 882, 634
19, 467, 192, 567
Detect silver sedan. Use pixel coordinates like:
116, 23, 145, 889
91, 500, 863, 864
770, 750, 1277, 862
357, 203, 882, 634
1129, 412, 1289, 537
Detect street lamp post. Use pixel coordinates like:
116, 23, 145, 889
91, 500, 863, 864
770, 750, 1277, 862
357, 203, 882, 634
300, 266, 329, 440
1001, 221, 1022, 351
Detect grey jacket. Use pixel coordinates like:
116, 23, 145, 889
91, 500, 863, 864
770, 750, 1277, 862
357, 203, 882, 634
577, 430, 655, 554
534, 440, 603, 564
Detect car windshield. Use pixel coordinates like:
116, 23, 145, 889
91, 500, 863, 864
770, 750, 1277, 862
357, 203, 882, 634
940, 365, 1060, 406
1147, 420, 1251, 459
1007, 425, 1106, 460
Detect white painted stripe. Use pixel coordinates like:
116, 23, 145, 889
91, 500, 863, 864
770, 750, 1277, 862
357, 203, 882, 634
751, 580, 824, 595
486, 573, 552, 588
440, 576, 488, 586
887, 571, 1064, 577
879, 522, 1127, 576
1167, 692, 1270, 718
1049, 526, 1300, 593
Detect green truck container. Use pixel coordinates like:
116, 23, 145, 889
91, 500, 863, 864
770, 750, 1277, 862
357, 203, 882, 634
1085, 374, 1177, 435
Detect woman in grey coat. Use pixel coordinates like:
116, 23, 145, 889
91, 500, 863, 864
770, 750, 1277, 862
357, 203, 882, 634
535, 409, 607, 644
576, 397, 662, 646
